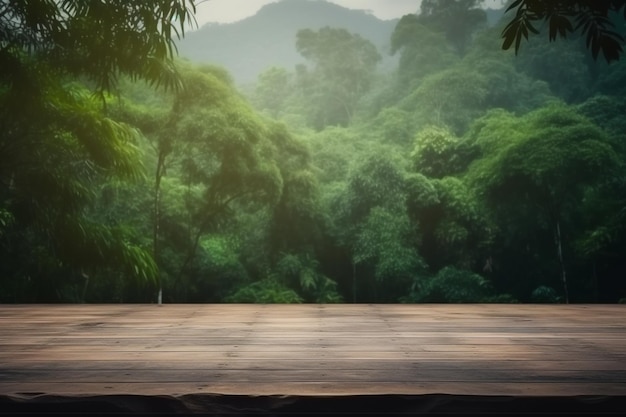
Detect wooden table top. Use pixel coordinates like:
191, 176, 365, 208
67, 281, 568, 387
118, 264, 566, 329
1, 304, 625, 398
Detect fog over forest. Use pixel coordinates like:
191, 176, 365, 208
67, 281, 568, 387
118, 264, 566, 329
1, 0, 625, 304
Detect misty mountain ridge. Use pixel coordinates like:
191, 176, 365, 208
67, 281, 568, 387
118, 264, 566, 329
176, 0, 402, 84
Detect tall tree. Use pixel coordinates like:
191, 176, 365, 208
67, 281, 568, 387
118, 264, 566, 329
253, 67, 293, 118
0, 1, 196, 301
328, 149, 422, 302
462, 27, 554, 112
419, 0, 487, 56
295, 27, 381, 129
151, 65, 283, 302
390, 15, 459, 89
466, 104, 622, 302
401, 66, 489, 134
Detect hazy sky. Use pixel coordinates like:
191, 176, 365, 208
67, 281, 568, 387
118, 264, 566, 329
192, 0, 506, 28
192, 0, 422, 27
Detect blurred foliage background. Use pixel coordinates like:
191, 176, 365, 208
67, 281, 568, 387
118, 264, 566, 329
1, 0, 625, 304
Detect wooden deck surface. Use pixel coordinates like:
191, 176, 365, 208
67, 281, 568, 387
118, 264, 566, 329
1, 304, 625, 398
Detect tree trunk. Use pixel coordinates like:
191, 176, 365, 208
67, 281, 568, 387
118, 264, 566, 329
172, 192, 248, 294
554, 219, 569, 304
352, 260, 356, 304
81, 273, 89, 304
592, 260, 599, 303
174, 225, 205, 292
153, 152, 166, 305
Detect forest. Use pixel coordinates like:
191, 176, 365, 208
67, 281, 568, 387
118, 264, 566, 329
1, 0, 625, 304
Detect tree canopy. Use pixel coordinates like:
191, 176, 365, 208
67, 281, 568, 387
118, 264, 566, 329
2, 0, 626, 305
295, 26, 381, 129
0, 0, 196, 92
0, 1, 197, 301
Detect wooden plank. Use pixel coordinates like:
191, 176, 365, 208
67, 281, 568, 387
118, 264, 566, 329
2, 368, 625, 384
0, 344, 616, 357
0, 350, 620, 361
0, 359, 623, 372
1, 381, 625, 396
1, 304, 625, 398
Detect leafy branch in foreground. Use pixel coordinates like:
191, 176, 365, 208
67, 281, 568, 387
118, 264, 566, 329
502, 0, 626, 62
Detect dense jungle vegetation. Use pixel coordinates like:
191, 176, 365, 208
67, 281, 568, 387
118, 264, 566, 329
1, 0, 625, 304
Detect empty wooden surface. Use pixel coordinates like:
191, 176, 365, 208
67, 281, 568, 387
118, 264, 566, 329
0, 304, 625, 397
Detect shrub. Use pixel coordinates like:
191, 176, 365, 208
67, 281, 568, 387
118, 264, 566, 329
531, 285, 559, 303
224, 278, 303, 303
405, 266, 493, 303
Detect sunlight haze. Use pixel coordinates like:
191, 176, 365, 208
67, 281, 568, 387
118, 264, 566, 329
193, 0, 422, 26
192, 0, 506, 28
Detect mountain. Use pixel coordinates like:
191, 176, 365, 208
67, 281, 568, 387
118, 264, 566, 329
176, 0, 401, 84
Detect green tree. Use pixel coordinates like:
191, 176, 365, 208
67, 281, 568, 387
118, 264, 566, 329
0, 0, 196, 94
306, 127, 364, 185
467, 104, 622, 302
295, 26, 381, 129
404, 266, 499, 303
153, 65, 284, 302
0, 1, 196, 300
352, 207, 424, 302
406, 173, 491, 274
462, 27, 554, 112
577, 95, 626, 151
411, 125, 462, 178
328, 150, 421, 302
512, 35, 592, 102
401, 66, 488, 134
390, 15, 459, 89
273, 253, 342, 303
264, 122, 325, 257
253, 67, 293, 118
0, 74, 156, 301
366, 107, 415, 147
224, 278, 303, 303
592, 59, 626, 97
419, 0, 488, 56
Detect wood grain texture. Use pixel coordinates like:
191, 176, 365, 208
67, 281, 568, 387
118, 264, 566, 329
0, 304, 625, 397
